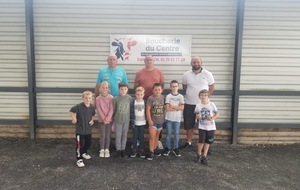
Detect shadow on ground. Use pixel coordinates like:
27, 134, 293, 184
0, 138, 299, 190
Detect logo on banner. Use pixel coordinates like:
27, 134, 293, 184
111, 38, 137, 61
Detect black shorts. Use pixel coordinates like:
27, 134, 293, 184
183, 104, 196, 130
198, 129, 215, 144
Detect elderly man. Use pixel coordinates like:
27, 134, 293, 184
95, 54, 128, 97
182, 56, 215, 148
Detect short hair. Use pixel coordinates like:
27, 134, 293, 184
99, 81, 110, 93
198, 89, 210, 96
170, 80, 179, 85
82, 91, 93, 98
135, 86, 145, 93
118, 82, 128, 89
152, 82, 163, 89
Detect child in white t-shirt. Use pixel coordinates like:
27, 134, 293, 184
194, 89, 220, 165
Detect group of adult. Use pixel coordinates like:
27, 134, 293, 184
94, 53, 215, 148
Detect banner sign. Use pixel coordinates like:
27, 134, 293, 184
110, 35, 191, 64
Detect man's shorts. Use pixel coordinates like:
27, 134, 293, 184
183, 104, 196, 130
198, 129, 215, 144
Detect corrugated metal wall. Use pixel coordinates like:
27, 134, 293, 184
1, 0, 299, 139
240, 0, 300, 123
0, 0, 28, 120
33, 0, 236, 122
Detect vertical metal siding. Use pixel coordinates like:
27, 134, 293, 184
33, 0, 237, 121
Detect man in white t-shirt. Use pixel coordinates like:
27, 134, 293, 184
182, 56, 215, 148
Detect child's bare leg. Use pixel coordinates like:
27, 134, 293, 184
197, 143, 204, 155
154, 130, 161, 148
203, 143, 210, 157
149, 127, 156, 152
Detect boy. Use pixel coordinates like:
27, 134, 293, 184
113, 82, 132, 158
164, 80, 184, 157
146, 83, 165, 161
130, 86, 147, 158
69, 91, 95, 167
194, 89, 219, 165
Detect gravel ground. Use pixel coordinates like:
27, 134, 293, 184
0, 138, 299, 190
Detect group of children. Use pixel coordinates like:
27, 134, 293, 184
69, 80, 219, 167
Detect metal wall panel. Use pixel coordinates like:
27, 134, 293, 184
239, 96, 300, 123
33, 0, 237, 121
0, 0, 28, 120
241, 0, 300, 91
0, 0, 27, 87
238, 0, 300, 125
0, 92, 29, 120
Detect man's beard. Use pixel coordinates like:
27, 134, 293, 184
192, 65, 201, 71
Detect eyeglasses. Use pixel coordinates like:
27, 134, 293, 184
200, 94, 208, 97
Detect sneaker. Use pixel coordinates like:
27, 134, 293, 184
201, 155, 208, 165
82, 153, 91, 160
116, 150, 122, 158
154, 149, 162, 157
139, 149, 146, 159
163, 148, 171, 156
130, 149, 137, 158
157, 140, 164, 150
104, 149, 110, 158
121, 150, 127, 158
99, 149, 105, 158
147, 152, 154, 161
173, 148, 181, 157
181, 142, 192, 149
196, 154, 201, 162
76, 159, 85, 167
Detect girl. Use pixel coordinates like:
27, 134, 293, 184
95, 81, 114, 158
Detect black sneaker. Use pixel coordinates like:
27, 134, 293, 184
116, 150, 122, 158
147, 152, 155, 161
139, 149, 146, 159
200, 155, 208, 165
173, 148, 181, 157
121, 150, 127, 158
154, 149, 162, 157
130, 153, 137, 158
130, 149, 137, 158
163, 148, 171, 156
181, 142, 192, 149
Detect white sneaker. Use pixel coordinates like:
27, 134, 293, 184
104, 149, 110, 158
76, 159, 85, 167
99, 149, 105, 158
158, 140, 164, 150
82, 153, 91, 160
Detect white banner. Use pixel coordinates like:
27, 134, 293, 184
110, 35, 191, 64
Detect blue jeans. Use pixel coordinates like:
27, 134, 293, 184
165, 120, 180, 149
132, 125, 145, 149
